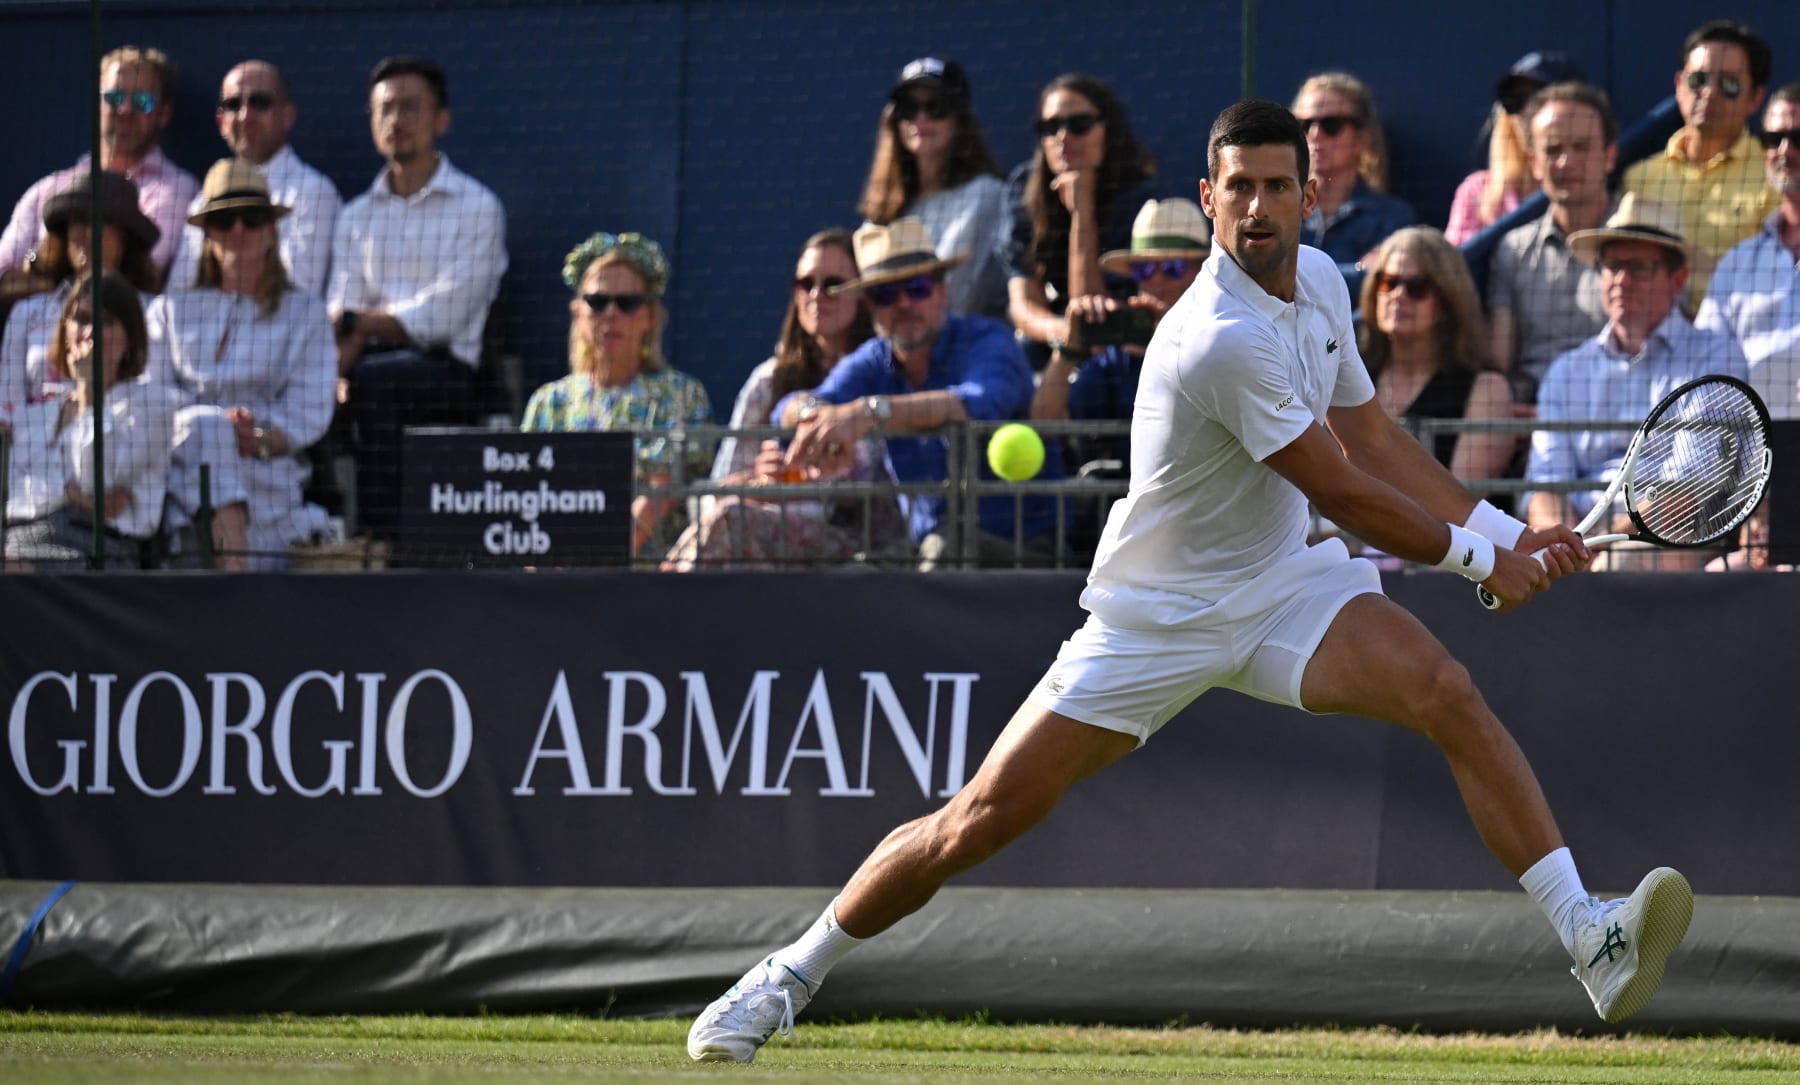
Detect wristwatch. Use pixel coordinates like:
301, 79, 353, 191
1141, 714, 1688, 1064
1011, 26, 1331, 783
863, 395, 892, 423
796, 394, 827, 423
252, 427, 274, 462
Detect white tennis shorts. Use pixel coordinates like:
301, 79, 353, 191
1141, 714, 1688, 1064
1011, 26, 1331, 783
1028, 540, 1383, 745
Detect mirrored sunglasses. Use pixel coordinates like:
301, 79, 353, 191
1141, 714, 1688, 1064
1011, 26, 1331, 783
1130, 258, 1193, 282
1684, 70, 1744, 99
1374, 272, 1434, 300
583, 292, 651, 314
866, 274, 938, 307
102, 88, 158, 114
1035, 112, 1100, 138
204, 207, 276, 230
218, 91, 278, 115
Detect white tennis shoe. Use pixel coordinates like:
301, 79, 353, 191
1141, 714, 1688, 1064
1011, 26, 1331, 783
687, 956, 816, 1063
1570, 866, 1693, 1023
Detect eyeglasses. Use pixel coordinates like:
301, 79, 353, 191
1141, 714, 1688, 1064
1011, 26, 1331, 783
1300, 115, 1359, 137
1598, 258, 1667, 279
1035, 112, 1101, 138
894, 96, 953, 122
218, 91, 278, 115
1130, 258, 1193, 282
1684, 70, 1744, 100
204, 207, 275, 231
583, 293, 651, 314
865, 274, 938, 307
1759, 128, 1800, 151
1374, 272, 1434, 300
794, 275, 848, 295
102, 88, 158, 114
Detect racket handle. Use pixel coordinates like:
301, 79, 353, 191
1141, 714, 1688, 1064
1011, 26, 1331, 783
1475, 534, 1628, 610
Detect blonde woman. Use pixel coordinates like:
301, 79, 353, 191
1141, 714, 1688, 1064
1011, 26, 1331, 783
1445, 52, 1586, 245
522, 231, 712, 554
1291, 71, 1415, 293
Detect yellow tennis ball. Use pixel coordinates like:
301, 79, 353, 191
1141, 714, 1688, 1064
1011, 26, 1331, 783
987, 423, 1045, 482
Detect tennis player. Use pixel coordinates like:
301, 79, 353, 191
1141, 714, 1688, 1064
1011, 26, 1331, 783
689, 100, 1694, 1062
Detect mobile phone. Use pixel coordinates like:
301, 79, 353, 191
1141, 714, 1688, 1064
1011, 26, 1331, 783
1083, 307, 1156, 347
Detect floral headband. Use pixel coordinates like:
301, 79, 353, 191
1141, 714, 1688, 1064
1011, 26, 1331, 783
562, 231, 671, 296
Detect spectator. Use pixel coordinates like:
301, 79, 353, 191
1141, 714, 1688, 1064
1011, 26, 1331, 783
1002, 73, 1157, 369
1525, 196, 1749, 569
1445, 51, 1586, 245
1696, 82, 1800, 421
1291, 71, 1416, 299
521, 231, 712, 558
4, 273, 176, 569
858, 57, 1008, 320
329, 55, 508, 539
167, 60, 341, 296
711, 228, 873, 480
146, 159, 337, 571
774, 217, 1064, 567
1488, 83, 1618, 404
1622, 19, 1776, 304
1031, 197, 1209, 468
1, 172, 160, 421
1358, 227, 1513, 490
0, 46, 198, 290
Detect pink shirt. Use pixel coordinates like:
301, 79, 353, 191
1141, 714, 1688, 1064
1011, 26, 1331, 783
0, 148, 199, 278
1443, 169, 1524, 247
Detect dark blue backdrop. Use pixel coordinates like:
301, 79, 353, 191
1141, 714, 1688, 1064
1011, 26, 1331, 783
4, 0, 1795, 413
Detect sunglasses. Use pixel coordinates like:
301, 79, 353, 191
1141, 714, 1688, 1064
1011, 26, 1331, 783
1301, 114, 1359, 137
1035, 112, 1101, 138
1374, 272, 1434, 300
218, 91, 278, 115
865, 274, 938, 307
204, 207, 275, 230
1759, 128, 1800, 151
1130, 258, 1193, 282
583, 292, 651, 314
794, 275, 848, 295
894, 96, 953, 122
1684, 70, 1744, 99
102, 88, 158, 114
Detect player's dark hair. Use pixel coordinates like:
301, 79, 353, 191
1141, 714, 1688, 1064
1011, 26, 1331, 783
1683, 19, 1771, 91
370, 55, 448, 107
1208, 99, 1308, 183
1521, 82, 1618, 148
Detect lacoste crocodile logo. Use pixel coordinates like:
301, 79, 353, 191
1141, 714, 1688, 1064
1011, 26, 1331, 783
1461, 548, 1475, 567
1326, 338, 1339, 353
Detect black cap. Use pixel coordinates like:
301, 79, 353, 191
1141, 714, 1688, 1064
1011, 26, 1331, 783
890, 56, 970, 105
1495, 51, 1587, 111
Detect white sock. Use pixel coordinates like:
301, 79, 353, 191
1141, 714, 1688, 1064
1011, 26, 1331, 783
1519, 846, 1593, 956
770, 899, 865, 988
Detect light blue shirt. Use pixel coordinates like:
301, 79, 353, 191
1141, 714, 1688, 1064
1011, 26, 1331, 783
1694, 212, 1800, 420
1526, 311, 1750, 519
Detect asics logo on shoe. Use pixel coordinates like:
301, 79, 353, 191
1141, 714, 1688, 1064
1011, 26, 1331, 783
1587, 922, 1628, 967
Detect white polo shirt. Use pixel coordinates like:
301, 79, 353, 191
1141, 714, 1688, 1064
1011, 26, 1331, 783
1082, 242, 1374, 629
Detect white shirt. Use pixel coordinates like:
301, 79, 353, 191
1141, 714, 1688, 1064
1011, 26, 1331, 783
1694, 211, 1800, 420
167, 145, 343, 296
328, 153, 507, 368
6, 378, 178, 538
1082, 243, 1374, 628
0, 289, 70, 421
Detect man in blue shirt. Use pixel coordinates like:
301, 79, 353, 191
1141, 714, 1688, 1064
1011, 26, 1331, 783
776, 217, 1063, 565
1526, 194, 1750, 567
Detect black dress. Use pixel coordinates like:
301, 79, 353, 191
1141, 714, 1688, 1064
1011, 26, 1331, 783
1400, 368, 1476, 468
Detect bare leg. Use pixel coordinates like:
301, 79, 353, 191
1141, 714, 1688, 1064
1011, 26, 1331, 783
834, 702, 1139, 937
1300, 593, 1562, 876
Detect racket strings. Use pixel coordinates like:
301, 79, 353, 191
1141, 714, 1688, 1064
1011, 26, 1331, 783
1627, 384, 1769, 546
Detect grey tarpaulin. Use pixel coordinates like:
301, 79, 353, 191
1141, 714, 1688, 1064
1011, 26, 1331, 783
2, 881, 1795, 1036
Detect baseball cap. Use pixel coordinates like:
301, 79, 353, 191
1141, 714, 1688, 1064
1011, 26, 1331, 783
1495, 50, 1587, 112
890, 56, 970, 105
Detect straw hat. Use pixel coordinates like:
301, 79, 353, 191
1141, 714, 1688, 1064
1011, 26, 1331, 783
41, 170, 160, 251
1100, 198, 1210, 274
185, 158, 292, 226
831, 217, 966, 294
1567, 193, 1712, 277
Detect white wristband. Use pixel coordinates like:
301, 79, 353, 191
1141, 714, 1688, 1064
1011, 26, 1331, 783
1437, 524, 1496, 582
1464, 499, 1527, 550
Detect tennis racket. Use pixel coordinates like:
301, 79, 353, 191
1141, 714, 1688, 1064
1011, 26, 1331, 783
1478, 374, 1773, 610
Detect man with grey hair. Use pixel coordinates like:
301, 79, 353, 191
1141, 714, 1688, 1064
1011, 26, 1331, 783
166, 60, 340, 294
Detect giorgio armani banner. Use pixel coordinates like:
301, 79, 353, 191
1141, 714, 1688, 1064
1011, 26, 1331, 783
2, 571, 1795, 894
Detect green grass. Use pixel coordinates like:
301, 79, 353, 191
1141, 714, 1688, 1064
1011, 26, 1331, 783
1, 1012, 1798, 1084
